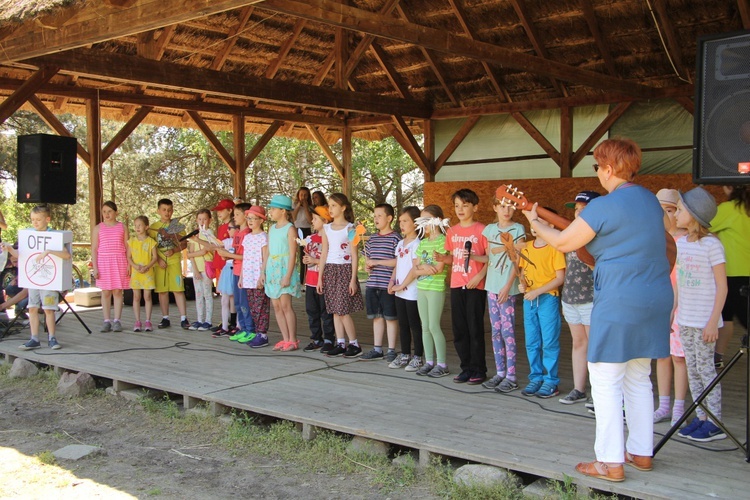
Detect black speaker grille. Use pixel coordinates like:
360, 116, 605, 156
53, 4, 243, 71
695, 32, 750, 184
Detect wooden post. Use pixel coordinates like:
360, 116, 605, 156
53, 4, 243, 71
87, 96, 103, 228
559, 106, 573, 178
342, 125, 352, 199
423, 118, 435, 182
233, 115, 246, 201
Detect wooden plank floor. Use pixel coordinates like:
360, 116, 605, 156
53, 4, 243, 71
1, 291, 748, 499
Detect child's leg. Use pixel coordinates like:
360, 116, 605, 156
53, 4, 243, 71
333, 314, 346, 343
195, 277, 207, 323
132, 289, 142, 322
500, 296, 517, 381
524, 299, 543, 382
671, 354, 688, 423
450, 288, 469, 371
654, 357, 673, 419
248, 289, 270, 334
158, 292, 170, 317
306, 285, 323, 341
372, 317, 385, 347
570, 323, 590, 392
174, 291, 187, 318
221, 293, 231, 330
320, 295, 335, 344
427, 290, 447, 365
417, 291, 434, 364
271, 298, 288, 341
465, 289, 487, 376
339, 314, 357, 343
280, 294, 297, 342
101, 289, 112, 321
111, 289, 123, 321
396, 297, 412, 355
696, 330, 721, 421
202, 275, 213, 324
144, 290, 153, 322
488, 292, 506, 376
538, 294, 561, 386
680, 326, 706, 420
385, 320, 398, 350
44, 308, 57, 336
406, 299, 423, 357
28, 306, 40, 338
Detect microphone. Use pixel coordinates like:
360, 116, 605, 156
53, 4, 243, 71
463, 240, 472, 273
179, 229, 200, 242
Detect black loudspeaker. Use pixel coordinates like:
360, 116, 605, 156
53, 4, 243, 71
694, 30, 750, 185
17, 134, 78, 204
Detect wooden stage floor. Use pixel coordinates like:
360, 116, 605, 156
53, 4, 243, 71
1, 292, 748, 499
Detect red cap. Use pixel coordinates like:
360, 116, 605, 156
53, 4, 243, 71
211, 199, 235, 211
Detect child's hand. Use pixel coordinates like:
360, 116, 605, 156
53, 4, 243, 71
466, 275, 481, 289
281, 276, 291, 288
35, 251, 49, 263
497, 289, 509, 303
523, 289, 541, 301
257, 275, 265, 289
703, 325, 719, 343
158, 258, 167, 269
194, 270, 202, 280
518, 281, 527, 293
349, 280, 358, 296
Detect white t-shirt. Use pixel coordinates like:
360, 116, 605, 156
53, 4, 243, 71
324, 223, 353, 265
394, 237, 420, 301
676, 235, 725, 329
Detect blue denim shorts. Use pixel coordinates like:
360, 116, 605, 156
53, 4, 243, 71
365, 287, 397, 320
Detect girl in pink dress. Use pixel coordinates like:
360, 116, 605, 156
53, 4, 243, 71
91, 201, 130, 332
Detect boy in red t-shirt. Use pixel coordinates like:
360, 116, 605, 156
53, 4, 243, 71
435, 189, 488, 385
211, 199, 236, 332
302, 206, 336, 352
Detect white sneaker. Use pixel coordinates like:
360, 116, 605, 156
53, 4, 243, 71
404, 355, 423, 372
388, 353, 411, 369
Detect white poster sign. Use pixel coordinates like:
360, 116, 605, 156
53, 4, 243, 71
18, 229, 73, 291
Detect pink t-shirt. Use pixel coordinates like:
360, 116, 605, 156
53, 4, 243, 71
444, 222, 487, 289
240, 232, 267, 289
232, 227, 250, 276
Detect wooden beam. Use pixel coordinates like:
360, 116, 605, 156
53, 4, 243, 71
233, 116, 246, 200
581, 0, 618, 76
136, 26, 175, 61
447, 0, 509, 100
187, 110, 235, 169
431, 85, 693, 119
369, 42, 410, 99
245, 120, 283, 170
571, 102, 633, 167
508, 0, 567, 96
27, 95, 91, 167
740, 0, 750, 29
258, 0, 658, 98
0, 0, 266, 63
651, 0, 690, 81
674, 96, 694, 116
87, 97, 103, 229
306, 124, 345, 179
341, 0, 401, 82
391, 115, 430, 176
434, 115, 480, 175
423, 119, 435, 182
343, 125, 352, 199
396, 5, 458, 105
265, 18, 305, 79
0, 66, 59, 124
510, 112, 561, 166
335, 26, 348, 90
28, 48, 432, 118
213, 7, 255, 71
559, 107, 573, 177
0, 76, 345, 126
102, 106, 153, 162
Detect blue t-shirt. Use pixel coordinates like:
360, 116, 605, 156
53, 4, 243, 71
482, 222, 525, 296
579, 184, 672, 363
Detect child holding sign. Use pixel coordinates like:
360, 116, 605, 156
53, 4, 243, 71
4, 205, 71, 350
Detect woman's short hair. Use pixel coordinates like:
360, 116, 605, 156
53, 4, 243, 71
593, 138, 641, 181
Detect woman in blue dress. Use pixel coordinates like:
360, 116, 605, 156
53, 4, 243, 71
520, 138, 672, 482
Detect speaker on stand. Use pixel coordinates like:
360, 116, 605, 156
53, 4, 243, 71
694, 30, 750, 184
16, 134, 78, 204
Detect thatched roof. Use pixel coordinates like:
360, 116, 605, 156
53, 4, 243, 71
0, 0, 746, 140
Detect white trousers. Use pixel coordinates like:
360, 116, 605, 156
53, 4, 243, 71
588, 358, 654, 463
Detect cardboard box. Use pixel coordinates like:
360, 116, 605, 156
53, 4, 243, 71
74, 287, 102, 307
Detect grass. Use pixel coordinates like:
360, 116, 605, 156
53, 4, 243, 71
35, 450, 57, 466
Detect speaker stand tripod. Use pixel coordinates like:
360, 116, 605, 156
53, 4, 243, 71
654, 285, 750, 462
53, 296, 92, 335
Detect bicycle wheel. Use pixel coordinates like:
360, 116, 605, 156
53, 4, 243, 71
71, 264, 85, 290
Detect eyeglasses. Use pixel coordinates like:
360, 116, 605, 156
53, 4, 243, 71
592, 164, 600, 172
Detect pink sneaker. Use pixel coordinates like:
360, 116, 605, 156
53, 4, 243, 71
133, 321, 142, 332
144, 320, 153, 332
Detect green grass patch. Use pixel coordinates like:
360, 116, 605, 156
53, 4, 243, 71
138, 392, 181, 420
35, 450, 57, 466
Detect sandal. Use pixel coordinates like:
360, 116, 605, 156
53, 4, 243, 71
624, 452, 653, 471
575, 461, 625, 482
273, 340, 289, 351
281, 340, 299, 352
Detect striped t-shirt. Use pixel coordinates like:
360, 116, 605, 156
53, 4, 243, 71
365, 231, 402, 289
676, 235, 725, 329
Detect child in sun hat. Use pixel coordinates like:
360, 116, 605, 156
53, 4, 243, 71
302, 205, 336, 352
263, 194, 301, 351
241, 205, 271, 347
674, 187, 728, 442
